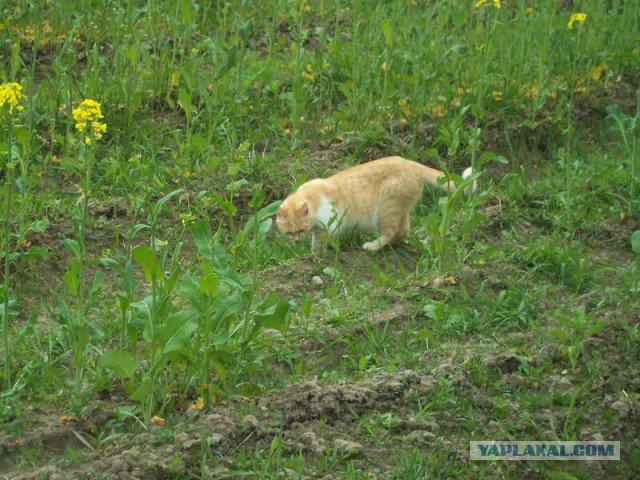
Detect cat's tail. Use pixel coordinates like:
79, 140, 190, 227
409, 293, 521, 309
461, 167, 478, 194
416, 161, 478, 193
428, 166, 477, 194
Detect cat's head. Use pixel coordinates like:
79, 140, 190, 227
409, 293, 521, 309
276, 197, 315, 241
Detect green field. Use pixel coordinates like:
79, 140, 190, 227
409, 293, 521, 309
1, 0, 639, 478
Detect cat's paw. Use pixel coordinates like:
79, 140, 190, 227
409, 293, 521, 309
362, 241, 381, 251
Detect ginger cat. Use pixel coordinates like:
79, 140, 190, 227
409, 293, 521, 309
276, 156, 476, 251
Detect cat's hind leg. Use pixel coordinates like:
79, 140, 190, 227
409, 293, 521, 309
362, 215, 407, 251
392, 214, 410, 242
363, 204, 414, 251
362, 235, 392, 251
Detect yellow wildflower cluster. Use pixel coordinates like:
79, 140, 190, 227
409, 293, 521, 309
568, 13, 587, 29
301, 64, 315, 82
0, 82, 25, 115
72, 99, 107, 145
475, 0, 501, 9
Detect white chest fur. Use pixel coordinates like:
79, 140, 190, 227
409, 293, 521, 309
313, 196, 344, 235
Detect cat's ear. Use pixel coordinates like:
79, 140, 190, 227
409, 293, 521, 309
299, 202, 309, 216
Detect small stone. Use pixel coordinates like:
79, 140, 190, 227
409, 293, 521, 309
332, 438, 363, 454
299, 431, 325, 455
243, 414, 260, 429
278, 468, 299, 479
405, 430, 437, 444
207, 433, 225, 446
610, 398, 631, 419
311, 275, 324, 286
174, 432, 196, 450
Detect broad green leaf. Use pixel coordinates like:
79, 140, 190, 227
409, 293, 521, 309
132, 245, 162, 283
180, 0, 193, 24
98, 350, 138, 380
89, 270, 105, 298
192, 219, 213, 260
63, 259, 81, 296
209, 349, 235, 366
238, 200, 282, 243
216, 267, 249, 289
131, 296, 153, 321
244, 294, 291, 343
125, 223, 150, 240
63, 238, 82, 260
124, 260, 135, 297
380, 19, 393, 46
130, 377, 153, 402
441, 43, 467, 58
178, 88, 193, 117
254, 298, 290, 332
631, 231, 640, 255
18, 246, 51, 261
211, 292, 244, 332
14, 124, 28, 152
159, 311, 199, 354
99, 257, 124, 274
29, 219, 50, 233
200, 263, 218, 297
216, 45, 238, 80
149, 188, 184, 225
211, 193, 237, 216
258, 200, 282, 220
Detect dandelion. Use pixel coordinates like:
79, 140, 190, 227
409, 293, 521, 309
72, 99, 107, 145
398, 98, 411, 116
475, 0, 501, 9
0, 82, 25, 115
568, 13, 587, 29
590, 64, 606, 82
301, 64, 315, 82
430, 105, 446, 118
522, 81, 540, 99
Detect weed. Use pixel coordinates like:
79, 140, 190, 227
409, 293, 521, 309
552, 307, 605, 373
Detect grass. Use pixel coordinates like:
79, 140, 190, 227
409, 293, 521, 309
1, 0, 639, 478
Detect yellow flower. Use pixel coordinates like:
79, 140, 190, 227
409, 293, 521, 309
568, 13, 587, 29
522, 81, 540, 99
72, 99, 107, 143
476, 0, 501, 8
398, 98, 411, 116
430, 105, 446, 118
492, 90, 503, 101
301, 64, 315, 82
590, 64, 606, 82
0, 82, 25, 115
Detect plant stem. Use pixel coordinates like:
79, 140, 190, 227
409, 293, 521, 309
2, 133, 14, 391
